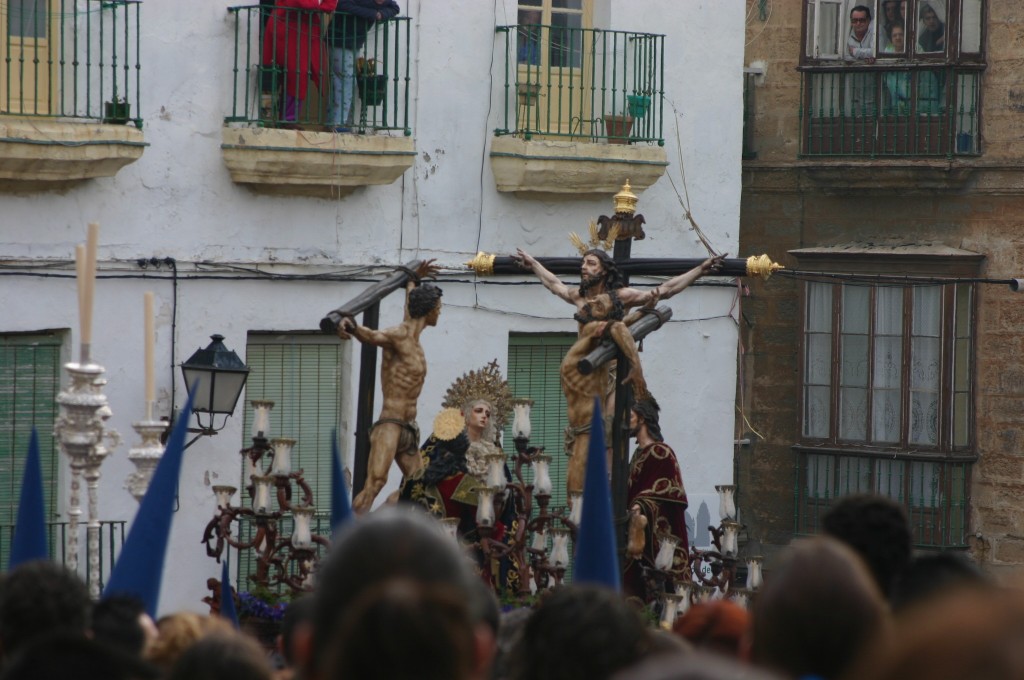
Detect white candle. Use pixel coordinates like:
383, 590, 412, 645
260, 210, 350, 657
144, 291, 155, 419
82, 222, 99, 348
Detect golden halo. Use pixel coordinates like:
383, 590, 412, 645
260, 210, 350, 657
441, 360, 513, 430
433, 408, 466, 441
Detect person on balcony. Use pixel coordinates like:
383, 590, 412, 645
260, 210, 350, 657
262, 0, 338, 127
325, 0, 400, 133
844, 5, 876, 63
883, 25, 942, 116
880, 0, 904, 51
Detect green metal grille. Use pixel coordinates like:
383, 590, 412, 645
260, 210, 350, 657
2, 0, 143, 125
794, 449, 971, 549
800, 66, 980, 156
495, 23, 665, 145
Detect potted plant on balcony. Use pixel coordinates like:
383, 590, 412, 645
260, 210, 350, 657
604, 106, 634, 145
517, 82, 541, 106
627, 92, 651, 118
356, 58, 388, 107
103, 96, 131, 124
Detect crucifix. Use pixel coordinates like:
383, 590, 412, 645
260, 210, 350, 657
466, 180, 781, 557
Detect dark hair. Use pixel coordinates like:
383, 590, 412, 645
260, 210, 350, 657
509, 585, 652, 680
408, 283, 443, 318
167, 631, 273, 680
751, 537, 887, 680
851, 5, 872, 20
91, 595, 148, 658
632, 396, 663, 442
1, 632, 160, 680
310, 508, 477, 675
891, 552, 991, 613
279, 595, 316, 665
327, 579, 476, 680
0, 561, 91, 659
580, 249, 626, 295
822, 493, 912, 600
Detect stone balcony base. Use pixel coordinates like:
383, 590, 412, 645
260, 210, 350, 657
490, 136, 668, 199
221, 126, 416, 198
0, 117, 146, 189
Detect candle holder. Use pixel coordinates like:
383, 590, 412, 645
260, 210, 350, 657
55, 360, 120, 598
203, 402, 328, 603
125, 418, 168, 502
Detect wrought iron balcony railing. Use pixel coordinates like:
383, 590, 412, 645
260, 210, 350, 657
794, 447, 971, 549
1, 0, 142, 126
495, 24, 665, 145
800, 65, 981, 157
225, 5, 411, 134
0, 520, 126, 591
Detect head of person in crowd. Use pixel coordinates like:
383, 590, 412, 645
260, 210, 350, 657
166, 629, 274, 680
91, 595, 158, 659
841, 586, 1024, 680
822, 493, 912, 601
305, 507, 492, 680
491, 607, 532, 680
326, 578, 478, 680
673, 600, 750, 658
278, 594, 316, 672
145, 612, 234, 670
0, 560, 91, 663
890, 551, 991, 613
0, 632, 160, 680
849, 5, 872, 41
507, 585, 653, 680
750, 536, 889, 680
612, 650, 785, 680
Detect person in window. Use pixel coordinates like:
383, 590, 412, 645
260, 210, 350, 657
325, 0, 400, 133
917, 1, 946, 53
262, 0, 338, 127
880, 0, 904, 51
844, 5, 876, 63
885, 24, 943, 115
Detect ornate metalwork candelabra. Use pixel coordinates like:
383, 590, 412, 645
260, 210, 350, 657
55, 360, 120, 598
203, 401, 328, 597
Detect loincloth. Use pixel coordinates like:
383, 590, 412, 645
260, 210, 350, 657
371, 418, 421, 456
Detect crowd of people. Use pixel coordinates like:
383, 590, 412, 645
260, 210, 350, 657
1, 491, 1018, 680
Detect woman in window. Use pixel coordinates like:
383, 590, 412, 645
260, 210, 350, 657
917, 1, 946, 53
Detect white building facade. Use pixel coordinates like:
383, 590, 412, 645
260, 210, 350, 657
0, 0, 744, 613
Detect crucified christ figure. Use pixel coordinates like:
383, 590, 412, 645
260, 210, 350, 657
337, 260, 442, 514
514, 247, 722, 493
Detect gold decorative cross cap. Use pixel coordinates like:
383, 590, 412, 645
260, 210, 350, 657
613, 179, 638, 216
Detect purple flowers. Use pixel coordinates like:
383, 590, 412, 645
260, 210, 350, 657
238, 591, 288, 621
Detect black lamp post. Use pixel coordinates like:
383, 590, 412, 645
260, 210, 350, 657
180, 334, 250, 448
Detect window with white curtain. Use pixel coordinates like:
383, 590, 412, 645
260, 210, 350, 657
801, 280, 973, 451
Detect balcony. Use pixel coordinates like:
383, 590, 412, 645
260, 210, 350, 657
491, 24, 668, 199
0, 0, 145, 188
221, 6, 414, 198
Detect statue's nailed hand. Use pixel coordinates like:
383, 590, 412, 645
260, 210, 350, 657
415, 258, 440, 281
336, 316, 356, 340
627, 505, 648, 558
702, 254, 727, 275
513, 248, 536, 270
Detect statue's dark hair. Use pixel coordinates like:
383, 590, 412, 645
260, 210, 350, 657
579, 249, 626, 295
408, 283, 443, 318
632, 395, 664, 442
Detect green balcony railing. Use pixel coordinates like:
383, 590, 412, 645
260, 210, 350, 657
495, 24, 664, 145
0, 520, 126, 592
225, 5, 411, 134
800, 66, 981, 157
794, 448, 972, 549
2, 0, 142, 126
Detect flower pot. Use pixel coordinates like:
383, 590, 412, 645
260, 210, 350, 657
103, 100, 131, 125
604, 114, 634, 144
517, 82, 541, 106
627, 94, 651, 118
356, 74, 388, 107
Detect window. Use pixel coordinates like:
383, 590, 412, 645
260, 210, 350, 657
0, 332, 63, 557
505, 333, 575, 511
793, 250, 979, 547
800, 0, 984, 156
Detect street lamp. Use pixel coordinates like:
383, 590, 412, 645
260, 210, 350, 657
181, 334, 250, 446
